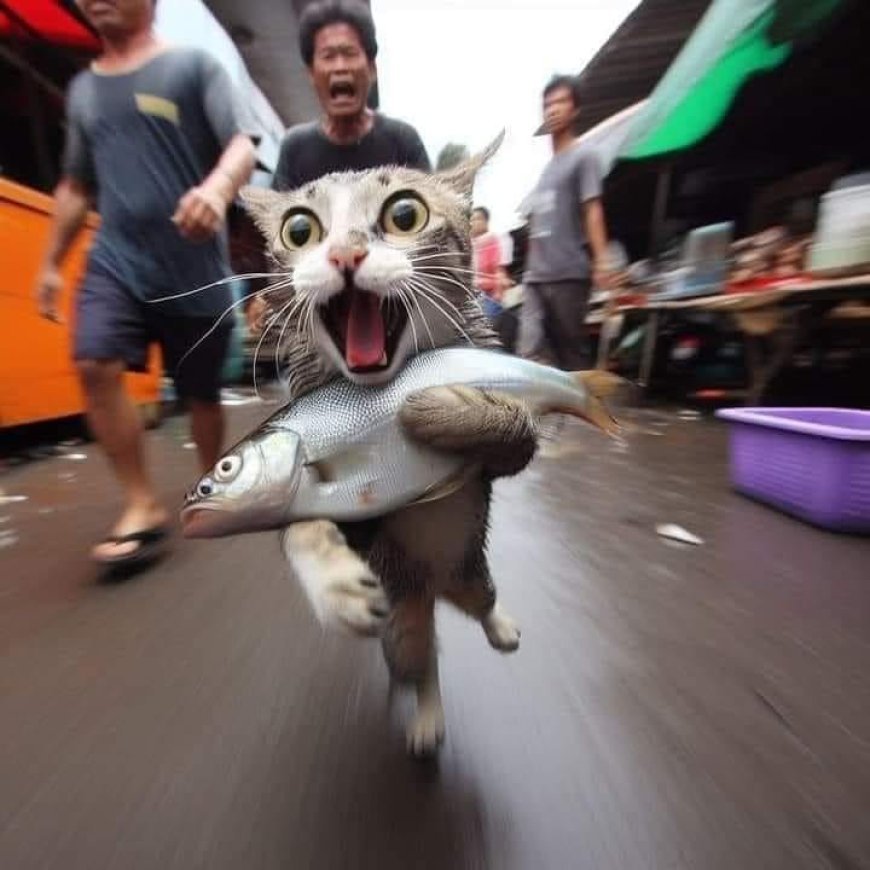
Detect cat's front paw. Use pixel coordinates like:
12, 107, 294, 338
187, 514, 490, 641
315, 561, 390, 637
482, 605, 521, 653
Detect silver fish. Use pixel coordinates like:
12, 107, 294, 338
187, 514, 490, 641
181, 348, 620, 538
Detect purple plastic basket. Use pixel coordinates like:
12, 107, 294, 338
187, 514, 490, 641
716, 408, 870, 533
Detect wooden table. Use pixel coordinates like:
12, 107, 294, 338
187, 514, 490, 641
590, 275, 870, 403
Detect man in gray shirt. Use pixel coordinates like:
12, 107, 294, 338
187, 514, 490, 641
34, 0, 256, 568
520, 74, 614, 370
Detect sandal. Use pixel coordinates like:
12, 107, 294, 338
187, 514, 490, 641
94, 525, 170, 568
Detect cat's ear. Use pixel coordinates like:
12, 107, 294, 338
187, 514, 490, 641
239, 185, 287, 240
437, 130, 505, 199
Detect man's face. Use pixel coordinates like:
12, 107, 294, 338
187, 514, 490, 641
470, 211, 488, 238
309, 22, 375, 120
76, 0, 153, 37
542, 86, 578, 135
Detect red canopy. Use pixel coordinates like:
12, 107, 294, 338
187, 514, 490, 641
0, 0, 100, 51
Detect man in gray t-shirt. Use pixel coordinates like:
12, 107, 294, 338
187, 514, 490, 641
520, 74, 615, 370
34, 0, 256, 569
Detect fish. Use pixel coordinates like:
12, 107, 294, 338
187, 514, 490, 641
180, 347, 621, 539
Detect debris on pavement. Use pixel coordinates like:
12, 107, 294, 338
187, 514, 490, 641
656, 523, 705, 546
0, 493, 29, 505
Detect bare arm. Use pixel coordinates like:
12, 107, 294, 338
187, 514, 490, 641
35, 177, 91, 322
172, 133, 257, 241
583, 197, 613, 292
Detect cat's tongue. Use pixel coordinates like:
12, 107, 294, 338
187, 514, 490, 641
345, 289, 385, 369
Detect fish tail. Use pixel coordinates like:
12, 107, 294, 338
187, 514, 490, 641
549, 369, 624, 437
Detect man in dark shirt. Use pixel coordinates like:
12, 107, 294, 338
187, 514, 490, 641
271, 0, 430, 192
34, 0, 256, 567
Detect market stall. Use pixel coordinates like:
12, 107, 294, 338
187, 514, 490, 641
588, 0, 870, 406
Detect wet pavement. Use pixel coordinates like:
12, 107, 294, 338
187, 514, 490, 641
1, 402, 869, 869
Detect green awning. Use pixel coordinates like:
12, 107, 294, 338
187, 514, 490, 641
619, 0, 845, 160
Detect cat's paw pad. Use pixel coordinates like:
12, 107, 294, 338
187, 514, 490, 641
406, 706, 446, 758
317, 562, 389, 637
482, 607, 521, 653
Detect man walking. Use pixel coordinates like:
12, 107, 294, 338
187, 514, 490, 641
271, 0, 430, 192
35, 0, 256, 568
520, 74, 614, 370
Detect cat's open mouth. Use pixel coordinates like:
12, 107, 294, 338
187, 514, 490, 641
320, 287, 407, 373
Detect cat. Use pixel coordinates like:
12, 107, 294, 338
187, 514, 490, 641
241, 133, 538, 756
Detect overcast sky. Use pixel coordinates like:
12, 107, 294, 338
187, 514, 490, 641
372, 0, 640, 232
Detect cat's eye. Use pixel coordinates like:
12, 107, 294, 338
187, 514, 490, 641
381, 193, 429, 236
280, 209, 323, 250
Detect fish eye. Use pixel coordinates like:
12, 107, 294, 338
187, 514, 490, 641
214, 455, 242, 483
280, 209, 323, 250
197, 479, 214, 498
380, 192, 429, 235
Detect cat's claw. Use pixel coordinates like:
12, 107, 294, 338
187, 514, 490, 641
482, 605, 521, 653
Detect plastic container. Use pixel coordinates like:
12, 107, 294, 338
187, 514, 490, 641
716, 408, 870, 533
808, 181, 870, 276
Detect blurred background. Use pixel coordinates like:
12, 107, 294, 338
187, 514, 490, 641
1, 2, 869, 868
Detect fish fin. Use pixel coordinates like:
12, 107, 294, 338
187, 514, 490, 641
408, 464, 477, 508
572, 369, 624, 399
561, 369, 624, 438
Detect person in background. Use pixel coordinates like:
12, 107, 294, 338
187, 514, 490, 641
520, 73, 615, 370
271, 0, 430, 192
470, 206, 512, 322
34, 0, 256, 568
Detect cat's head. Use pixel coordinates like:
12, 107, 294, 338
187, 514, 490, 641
241, 132, 503, 386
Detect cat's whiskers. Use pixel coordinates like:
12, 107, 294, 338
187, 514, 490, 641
412, 267, 480, 303
149, 271, 293, 304
404, 277, 474, 346
393, 283, 420, 355
396, 279, 437, 351
254, 295, 302, 398
176, 277, 294, 372
274, 295, 311, 383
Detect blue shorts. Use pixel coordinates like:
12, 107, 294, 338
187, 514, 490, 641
73, 265, 232, 403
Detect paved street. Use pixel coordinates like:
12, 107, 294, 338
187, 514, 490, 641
1, 403, 868, 869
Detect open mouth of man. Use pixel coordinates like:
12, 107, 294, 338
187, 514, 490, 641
328, 81, 357, 102
319, 286, 407, 373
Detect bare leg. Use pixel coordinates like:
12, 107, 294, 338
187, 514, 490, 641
189, 399, 225, 473
280, 520, 388, 636
78, 360, 168, 560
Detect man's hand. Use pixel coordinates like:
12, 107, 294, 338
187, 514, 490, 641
35, 265, 65, 323
171, 180, 230, 242
592, 261, 617, 292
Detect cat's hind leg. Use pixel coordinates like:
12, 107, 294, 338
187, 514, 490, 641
445, 555, 521, 654
280, 520, 388, 637
380, 593, 445, 756
408, 653, 445, 758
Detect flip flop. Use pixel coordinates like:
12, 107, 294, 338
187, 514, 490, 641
94, 525, 170, 568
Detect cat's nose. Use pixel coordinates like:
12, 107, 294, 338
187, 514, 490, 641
328, 246, 368, 273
